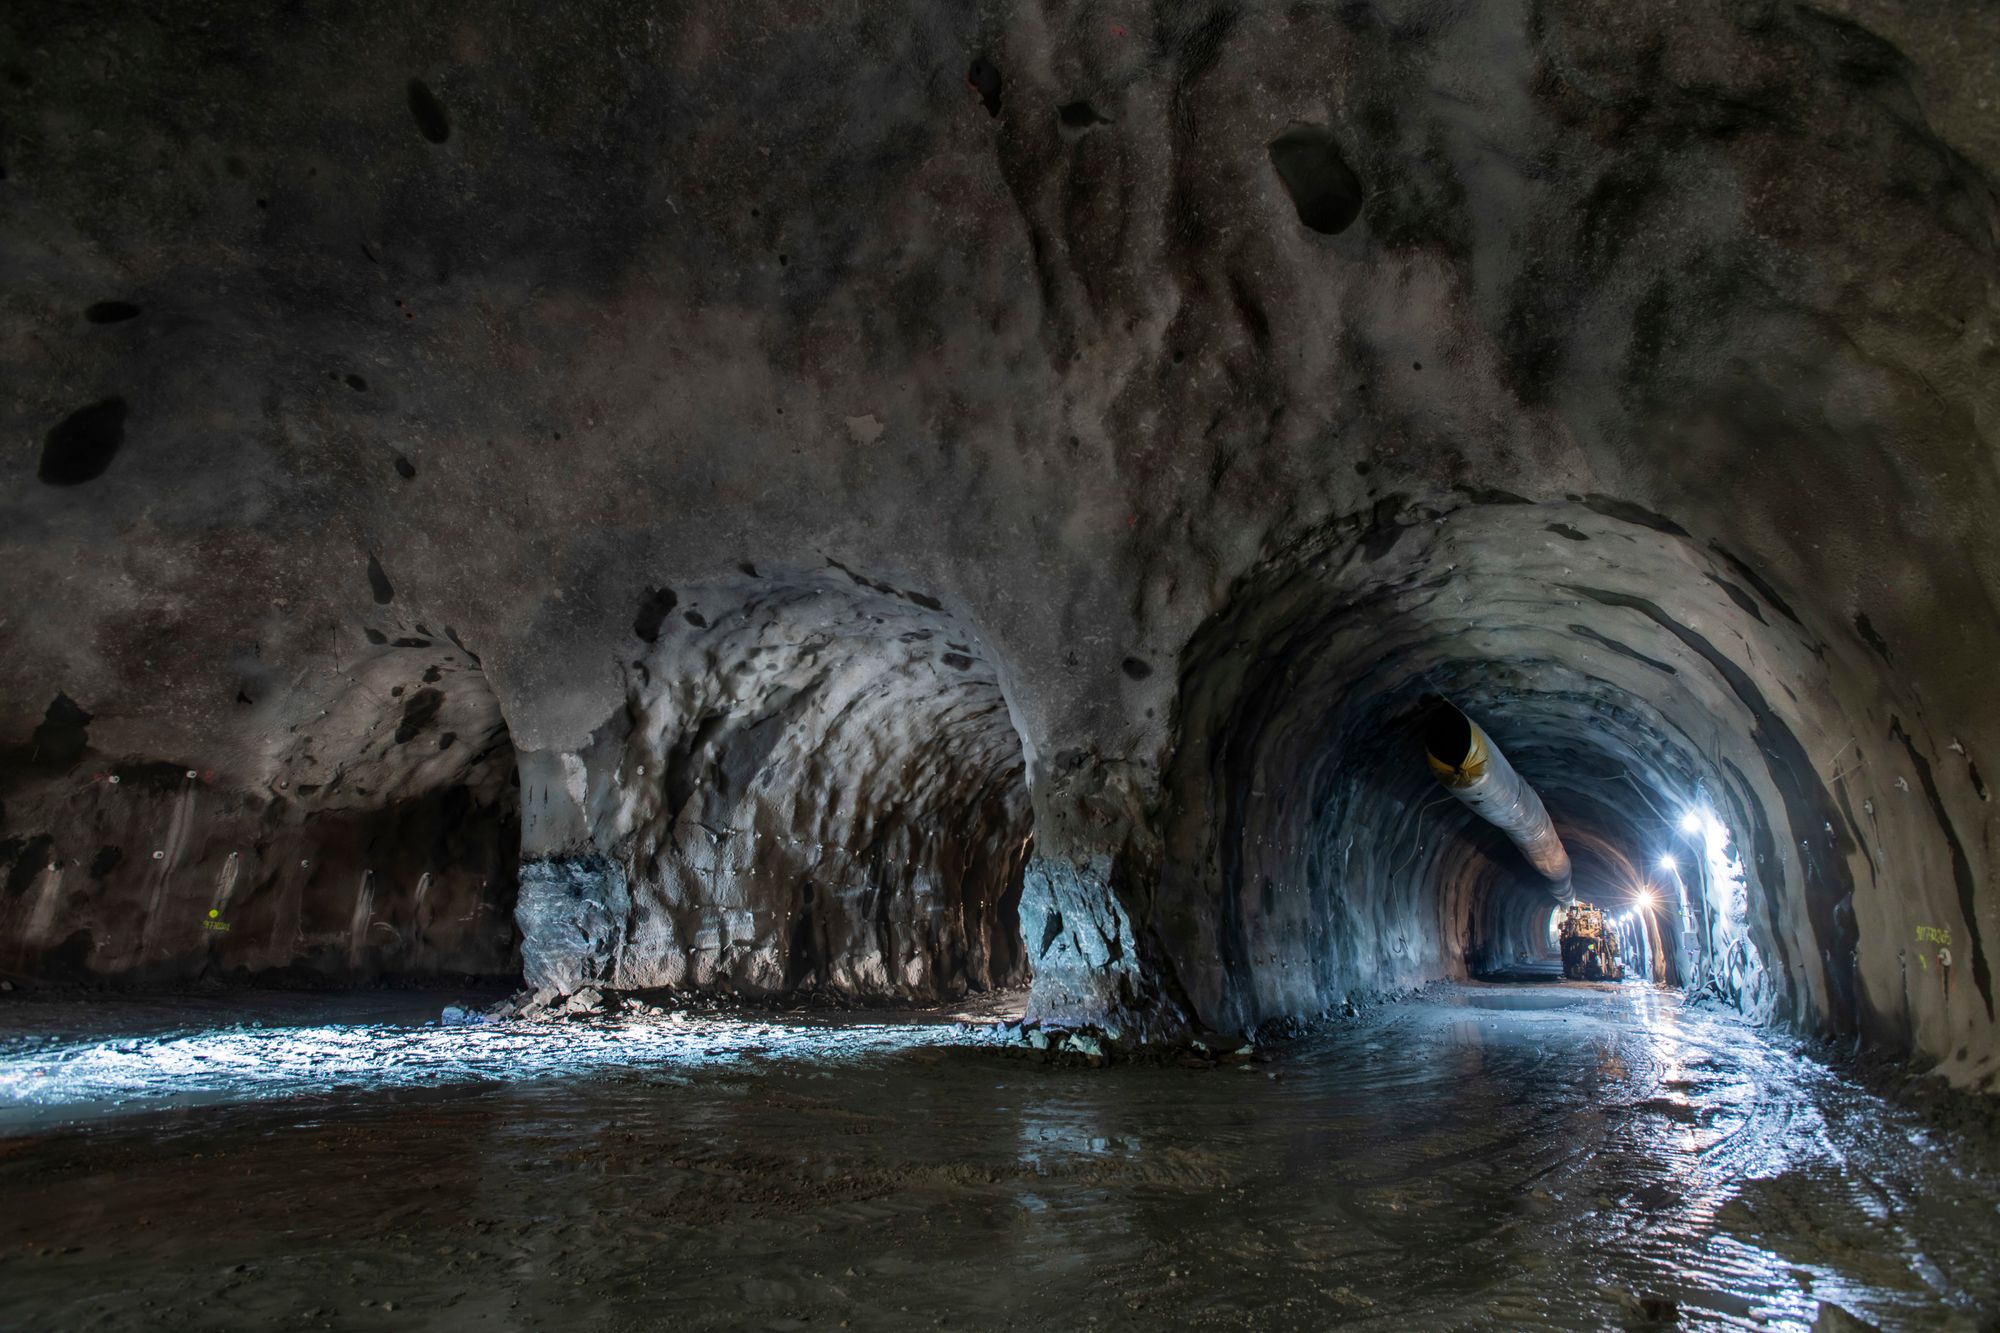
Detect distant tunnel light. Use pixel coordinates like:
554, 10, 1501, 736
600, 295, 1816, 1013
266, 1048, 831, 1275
1679, 812, 1702, 834
1657, 854, 1677, 872
1634, 889, 1657, 909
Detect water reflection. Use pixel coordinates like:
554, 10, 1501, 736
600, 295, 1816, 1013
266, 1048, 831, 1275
0, 982, 1992, 1330
0, 995, 999, 1130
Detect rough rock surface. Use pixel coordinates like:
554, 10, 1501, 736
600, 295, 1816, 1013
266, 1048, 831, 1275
1, 2, 1997, 1084
0, 643, 519, 983
513, 573, 1032, 1001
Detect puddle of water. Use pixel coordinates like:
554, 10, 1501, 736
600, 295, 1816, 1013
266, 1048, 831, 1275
1454, 986, 1588, 1011
0, 982, 1991, 1331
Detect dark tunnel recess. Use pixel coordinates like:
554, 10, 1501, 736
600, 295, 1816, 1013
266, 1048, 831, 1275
512, 569, 1033, 1004
1266, 122, 1365, 235
0, 631, 522, 985
1135, 496, 1974, 1052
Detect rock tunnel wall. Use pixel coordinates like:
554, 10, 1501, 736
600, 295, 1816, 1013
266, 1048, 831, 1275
1140, 497, 1988, 1072
0, 1, 1996, 1084
510, 573, 1032, 1003
0, 633, 520, 985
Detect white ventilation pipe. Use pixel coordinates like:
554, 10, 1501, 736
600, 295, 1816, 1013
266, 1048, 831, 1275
1423, 700, 1574, 902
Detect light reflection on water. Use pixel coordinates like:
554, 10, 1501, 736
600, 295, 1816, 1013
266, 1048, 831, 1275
0, 982, 1992, 1331
0, 992, 1006, 1130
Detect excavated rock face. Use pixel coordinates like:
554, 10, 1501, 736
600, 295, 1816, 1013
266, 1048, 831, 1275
512, 572, 1031, 1001
1157, 499, 1877, 1040
0, 641, 519, 983
0, 3, 1996, 1082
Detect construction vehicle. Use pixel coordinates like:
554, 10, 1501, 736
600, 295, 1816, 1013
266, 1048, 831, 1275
1559, 902, 1624, 981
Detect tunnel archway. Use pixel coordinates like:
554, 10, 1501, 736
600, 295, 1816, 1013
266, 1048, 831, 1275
1148, 494, 1970, 1049
259, 631, 522, 980
0, 624, 522, 984
513, 567, 1033, 1003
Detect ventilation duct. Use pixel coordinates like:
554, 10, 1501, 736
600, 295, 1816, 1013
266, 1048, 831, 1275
1422, 699, 1574, 902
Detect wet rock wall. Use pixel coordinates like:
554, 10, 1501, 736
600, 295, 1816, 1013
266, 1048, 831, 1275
0, 641, 520, 984
511, 575, 1031, 1003
1144, 498, 1983, 1076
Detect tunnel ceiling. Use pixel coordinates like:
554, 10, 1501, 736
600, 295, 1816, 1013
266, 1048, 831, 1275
1, 2, 1997, 1080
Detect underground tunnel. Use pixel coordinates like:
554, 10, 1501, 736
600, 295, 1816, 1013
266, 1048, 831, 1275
510, 569, 1033, 1003
1, 0, 1998, 1327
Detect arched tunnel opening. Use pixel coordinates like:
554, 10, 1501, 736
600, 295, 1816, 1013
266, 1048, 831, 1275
259, 635, 523, 981
3, 1, 1999, 1324
510, 569, 1032, 1006
1, 630, 523, 985
1151, 497, 1872, 1041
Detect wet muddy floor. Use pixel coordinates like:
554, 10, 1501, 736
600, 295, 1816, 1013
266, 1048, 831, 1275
0, 979, 1994, 1330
